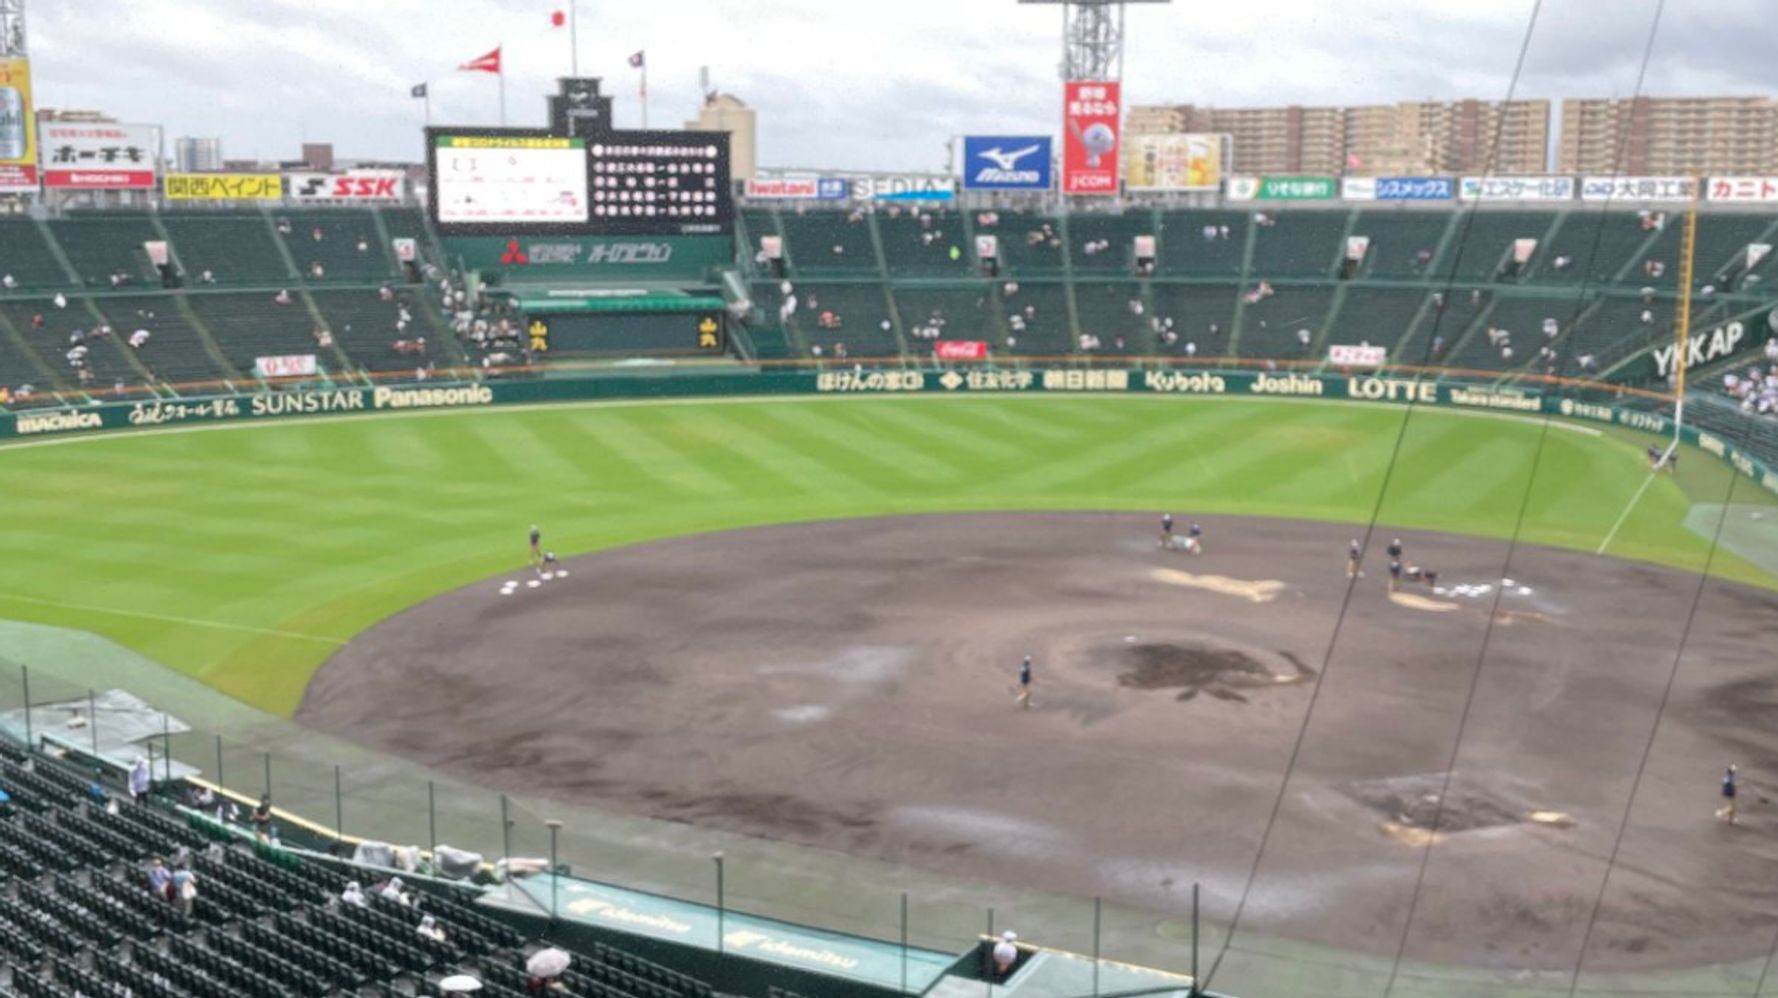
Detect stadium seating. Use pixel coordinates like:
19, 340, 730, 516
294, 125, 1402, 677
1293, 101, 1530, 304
89, 294, 230, 387
1351, 210, 1454, 279
876, 206, 975, 277
160, 213, 292, 286
47, 215, 162, 288
0, 740, 719, 998
1248, 210, 1348, 279
1067, 210, 1156, 276
0, 218, 75, 290
775, 207, 877, 277
893, 286, 1002, 350
1156, 209, 1249, 277
995, 212, 1069, 277
1074, 280, 1155, 354
1238, 284, 1338, 359
278, 210, 395, 283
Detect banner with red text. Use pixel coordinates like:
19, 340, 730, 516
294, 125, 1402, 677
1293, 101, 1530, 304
1062, 80, 1121, 196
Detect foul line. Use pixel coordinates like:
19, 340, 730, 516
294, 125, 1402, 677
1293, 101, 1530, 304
0, 590, 344, 646
1595, 468, 1663, 555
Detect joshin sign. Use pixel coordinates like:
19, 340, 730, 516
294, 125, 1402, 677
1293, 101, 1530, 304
1062, 80, 1120, 195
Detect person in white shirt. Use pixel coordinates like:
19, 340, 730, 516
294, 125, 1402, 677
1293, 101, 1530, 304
417, 915, 447, 943
992, 930, 1020, 977
128, 756, 151, 801
341, 881, 367, 908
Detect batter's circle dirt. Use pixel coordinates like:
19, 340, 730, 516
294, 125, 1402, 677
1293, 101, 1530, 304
298, 512, 1778, 975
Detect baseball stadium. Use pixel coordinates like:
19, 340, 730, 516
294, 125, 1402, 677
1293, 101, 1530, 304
4, 2, 1778, 997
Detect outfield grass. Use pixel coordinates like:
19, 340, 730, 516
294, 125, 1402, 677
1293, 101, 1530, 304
1, 394, 1771, 716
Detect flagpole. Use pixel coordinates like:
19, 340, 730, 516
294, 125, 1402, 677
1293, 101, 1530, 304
641, 62, 649, 128
498, 41, 507, 126
424, 85, 432, 126
569, 2, 579, 76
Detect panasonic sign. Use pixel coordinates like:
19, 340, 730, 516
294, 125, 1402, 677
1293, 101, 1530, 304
962, 136, 1053, 191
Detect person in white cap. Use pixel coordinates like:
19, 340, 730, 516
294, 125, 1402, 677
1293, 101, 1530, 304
340, 881, 367, 908
992, 930, 1020, 977
417, 914, 447, 944
378, 877, 411, 906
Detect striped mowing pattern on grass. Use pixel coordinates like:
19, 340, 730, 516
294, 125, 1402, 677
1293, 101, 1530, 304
0, 394, 1769, 715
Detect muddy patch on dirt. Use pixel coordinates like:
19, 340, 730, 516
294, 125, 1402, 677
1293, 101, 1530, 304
1345, 773, 1526, 835
1114, 641, 1315, 703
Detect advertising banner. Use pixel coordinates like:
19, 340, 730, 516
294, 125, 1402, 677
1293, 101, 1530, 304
1580, 176, 1695, 202
0, 57, 38, 193
1226, 176, 1337, 201
254, 355, 319, 378
744, 177, 848, 200
1062, 80, 1121, 195
1705, 177, 1778, 203
934, 340, 989, 361
1341, 176, 1454, 201
961, 136, 1052, 191
847, 174, 954, 202
1458, 175, 1575, 202
287, 169, 407, 203
1328, 344, 1387, 367
164, 173, 283, 201
40, 121, 157, 189
1123, 133, 1223, 191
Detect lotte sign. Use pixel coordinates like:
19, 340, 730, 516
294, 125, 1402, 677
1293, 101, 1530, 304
1062, 80, 1120, 196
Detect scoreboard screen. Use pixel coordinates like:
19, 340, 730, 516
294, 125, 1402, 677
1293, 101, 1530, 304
433, 133, 588, 228
427, 127, 732, 237
588, 131, 732, 236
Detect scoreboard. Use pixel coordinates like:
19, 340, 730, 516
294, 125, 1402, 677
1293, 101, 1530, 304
434, 134, 588, 226
428, 127, 732, 237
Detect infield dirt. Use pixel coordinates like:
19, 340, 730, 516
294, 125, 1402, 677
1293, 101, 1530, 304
300, 512, 1778, 975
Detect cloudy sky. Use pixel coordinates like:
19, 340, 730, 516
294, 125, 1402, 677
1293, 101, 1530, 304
23, 0, 1775, 171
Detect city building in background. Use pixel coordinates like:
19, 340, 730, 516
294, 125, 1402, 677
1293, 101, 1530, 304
174, 136, 222, 172
1558, 96, 1778, 175
686, 92, 755, 181
300, 141, 334, 172
1127, 99, 1549, 176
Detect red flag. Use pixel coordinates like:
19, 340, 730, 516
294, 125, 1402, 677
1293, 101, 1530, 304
627, 50, 645, 68
459, 46, 502, 73
550, 10, 566, 27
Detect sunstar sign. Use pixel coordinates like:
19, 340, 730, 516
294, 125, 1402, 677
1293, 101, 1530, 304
1651, 321, 1749, 377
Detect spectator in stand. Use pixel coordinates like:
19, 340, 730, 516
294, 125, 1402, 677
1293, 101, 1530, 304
417, 915, 447, 944
199, 269, 215, 285
310, 262, 326, 280
379, 284, 396, 302
993, 931, 1020, 978
341, 881, 368, 908
128, 755, 151, 802
53, 292, 66, 309
378, 877, 412, 906
170, 863, 197, 915
311, 225, 324, 242
147, 857, 173, 900
88, 769, 109, 806
129, 329, 151, 349
273, 289, 292, 306
356, 238, 370, 254
1, 273, 13, 289
251, 795, 274, 842
30, 313, 43, 329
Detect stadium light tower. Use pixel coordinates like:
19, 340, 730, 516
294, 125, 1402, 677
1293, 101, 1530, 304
1019, 0, 1170, 82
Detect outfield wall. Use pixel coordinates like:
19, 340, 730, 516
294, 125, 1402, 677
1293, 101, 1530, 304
4, 368, 1776, 499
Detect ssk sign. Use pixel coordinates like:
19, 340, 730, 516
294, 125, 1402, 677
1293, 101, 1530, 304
286, 170, 407, 202
1062, 80, 1120, 195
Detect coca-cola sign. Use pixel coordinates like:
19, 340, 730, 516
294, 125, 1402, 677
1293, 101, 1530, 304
935, 340, 989, 361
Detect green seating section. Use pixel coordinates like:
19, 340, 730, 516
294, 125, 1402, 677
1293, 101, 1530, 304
161, 214, 290, 286
1249, 211, 1347, 279
1156, 210, 1249, 276
1443, 211, 1549, 282
996, 212, 1068, 277
877, 207, 974, 277
279, 211, 394, 283
1001, 282, 1072, 356
777, 208, 876, 277
1239, 284, 1338, 359
0, 219, 73, 289
1068, 211, 1156, 275
894, 287, 1001, 348
1073, 280, 1153, 354
798, 284, 899, 357
1149, 285, 1239, 354
1352, 211, 1452, 279
188, 290, 326, 379
47, 216, 161, 287
1324, 288, 1430, 364
89, 294, 227, 387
